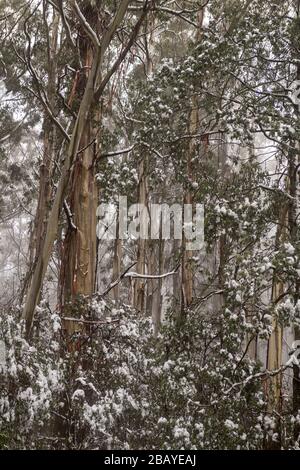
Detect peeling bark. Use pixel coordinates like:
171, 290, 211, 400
22, 0, 133, 336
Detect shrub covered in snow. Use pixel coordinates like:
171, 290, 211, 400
1, 294, 299, 449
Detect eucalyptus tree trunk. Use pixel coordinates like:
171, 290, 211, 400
33, 15, 58, 259
22, 0, 132, 336
181, 9, 204, 313
266, 280, 284, 408
265, 203, 287, 448
181, 101, 198, 310
265, 127, 299, 447
133, 17, 154, 312
291, 138, 300, 441
133, 156, 148, 311
151, 217, 164, 336
60, 45, 98, 307
22, 10, 59, 302
111, 215, 122, 301
292, 4, 300, 437
292, 169, 300, 441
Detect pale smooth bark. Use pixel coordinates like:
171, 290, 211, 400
151, 219, 164, 336
181, 9, 204, 313
292, 14, 300, 434
181, 100, 198, 310
133, 157, 148, 311
22, 10, 59, 302
265, 205, 287, 448
111, 216, 122, 301
133, 18, 154, 312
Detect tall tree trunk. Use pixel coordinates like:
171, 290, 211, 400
181, 10, 204, 314
60, 46, 98, 306
22, 9, 59, 302
291, 141, 300, 440
133, 156, 148, 312
265, 204, 287, 448
181, 101, 198, 311
22, 0, 132, 336
111, 215, 122, 301
151, 216, 164, 336
292, 3, 300, 437
133, 17, 153, 312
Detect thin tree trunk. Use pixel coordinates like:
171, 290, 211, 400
151, 216, 164, 336
290, 145, 300, 440
21, 10, 59, 303
133, 18, 153, 312
111, 215, 122, 301
292, 6, 300, 436
181, 10, 204, 314
133, 157, 148, 312
181, 101, 197, 310
265, 204, 287, 448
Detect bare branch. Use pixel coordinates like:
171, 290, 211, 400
54, 0, 76, 49
22, 12, 70, 141
63, 199, 77, 231
95, 1, 150, 100
0, 115, 28, 143
100, 144, 135, 158
61, 317, 120, 325
99, 0, 132, 60
125, 264, 181, 280
99, 262, 137, 297
71, 0, 100, 48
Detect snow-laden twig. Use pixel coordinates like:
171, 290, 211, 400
100, 144, 136, 158
224, 363, 291, 396
63, 199, 77, 232
98, 263, 180, 298
124, 268, 180, 280
61, 317, 120, 325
